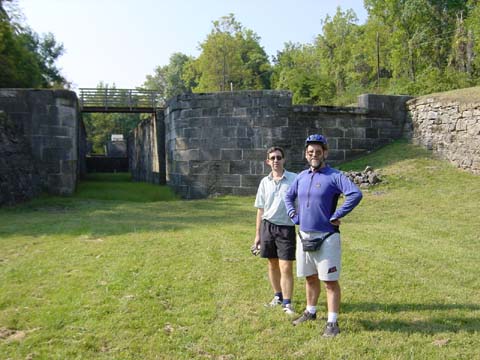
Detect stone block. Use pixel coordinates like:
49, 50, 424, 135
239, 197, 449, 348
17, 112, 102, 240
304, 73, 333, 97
250, 161, 266, 175
42, 147, 73, 162
38, 125, 71, 137
323, 128, 344, 137
379, 128, 402, 138
336, 118, 353, 128
221, 174, 241, 187
174, 149, 199, 161
242, 149, 265, 160
199, 149, 221, 160
241, 174, 263, 187
202, 107, 219, 117
371, 119, 394, 128
184, 127, 202, 139
230, 160, 251, 174
190, 161, 228, 175
173, 161, 190, 175
233, 108, 248, 117
221, 149, 242, 160
327, 149, 345, 161
353, 117, 373, 127
337, 138, 352, 150
366, 128, 379, 138
352, 138, 375, 150
237, 138, 253, 149
345, 127, 366, 139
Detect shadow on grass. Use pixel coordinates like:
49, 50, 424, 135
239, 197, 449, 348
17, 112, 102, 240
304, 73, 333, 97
345, 302, 480, 334
358, 317, 479, 334
0, 195, 254, 238
344, 302, 480, 312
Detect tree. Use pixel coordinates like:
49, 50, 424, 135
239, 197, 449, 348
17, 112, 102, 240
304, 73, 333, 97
0, 1, 67, 88
188, 14, 271, 92
272, 42, 335, 105
143, 52, 194, 102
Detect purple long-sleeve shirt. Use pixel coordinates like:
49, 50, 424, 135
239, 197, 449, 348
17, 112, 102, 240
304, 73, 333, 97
284, 166, 363, 233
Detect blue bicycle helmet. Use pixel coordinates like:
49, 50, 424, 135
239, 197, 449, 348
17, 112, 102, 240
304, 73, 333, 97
305, 134, 328, 146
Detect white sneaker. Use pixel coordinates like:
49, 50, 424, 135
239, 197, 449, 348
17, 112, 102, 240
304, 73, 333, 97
282, 303, 295, 315
264, 295, 282, 307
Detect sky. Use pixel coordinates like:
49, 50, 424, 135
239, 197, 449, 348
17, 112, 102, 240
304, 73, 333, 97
19, 0, 368, 91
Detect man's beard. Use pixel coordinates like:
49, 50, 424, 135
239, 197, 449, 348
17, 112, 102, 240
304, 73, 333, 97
309, 157, 324, 169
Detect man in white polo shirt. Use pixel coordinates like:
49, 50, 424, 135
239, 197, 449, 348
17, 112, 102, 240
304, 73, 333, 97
253, 146, 297, 315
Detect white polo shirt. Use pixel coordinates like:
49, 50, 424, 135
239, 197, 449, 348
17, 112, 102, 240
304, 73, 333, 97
254, 170, 297, 226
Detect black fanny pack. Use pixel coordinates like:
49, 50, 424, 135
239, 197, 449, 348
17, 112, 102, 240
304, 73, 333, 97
299, 232, 335, 252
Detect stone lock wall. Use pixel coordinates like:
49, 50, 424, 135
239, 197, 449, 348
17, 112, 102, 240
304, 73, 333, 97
0, 89, 84, 205
407, 96, 480, 174
128, 111, 166, 184
160, 91, 411, 199
0, 111, 41, 205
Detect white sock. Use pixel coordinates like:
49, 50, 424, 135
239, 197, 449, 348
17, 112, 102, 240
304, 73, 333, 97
327, 312, 338, 323
306, 305, 316, 314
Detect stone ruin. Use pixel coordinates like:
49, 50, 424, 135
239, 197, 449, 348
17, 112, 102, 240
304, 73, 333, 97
343, 166, 382, 188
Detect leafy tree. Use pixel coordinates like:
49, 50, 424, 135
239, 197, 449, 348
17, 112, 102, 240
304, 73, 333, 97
144, 52, 194, 102
188, 14, 271, 92
0, 1, 67, 88
272, 42, 335, 104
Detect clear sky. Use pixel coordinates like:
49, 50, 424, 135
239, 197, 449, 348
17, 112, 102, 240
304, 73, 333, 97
19, 0, 368, 91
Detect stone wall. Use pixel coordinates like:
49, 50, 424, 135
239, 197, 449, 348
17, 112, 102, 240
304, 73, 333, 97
161, 91, 411, 199
0, 89, 83, 204
407, 96, 480, 174
0, 111, 41, 205
128, 111, 166, 184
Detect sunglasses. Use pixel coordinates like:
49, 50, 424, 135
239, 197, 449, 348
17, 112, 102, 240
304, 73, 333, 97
268, 155, 283, 161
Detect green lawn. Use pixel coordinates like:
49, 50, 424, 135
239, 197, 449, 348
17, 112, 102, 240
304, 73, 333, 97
1, 141, 479, 359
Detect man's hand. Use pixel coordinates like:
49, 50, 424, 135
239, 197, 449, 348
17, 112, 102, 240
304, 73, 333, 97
251, 236, 261, 256
330, 219, 341, 226
288, 210, 300, 225
250, 243, 260, 256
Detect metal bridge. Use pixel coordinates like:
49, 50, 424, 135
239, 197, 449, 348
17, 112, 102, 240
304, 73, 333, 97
78, 88, 163, 113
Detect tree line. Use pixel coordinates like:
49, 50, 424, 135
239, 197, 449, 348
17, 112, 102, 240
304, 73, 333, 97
144, 2, 480, 106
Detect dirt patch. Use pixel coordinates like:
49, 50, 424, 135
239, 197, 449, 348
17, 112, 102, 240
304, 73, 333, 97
0, 327, 26, 342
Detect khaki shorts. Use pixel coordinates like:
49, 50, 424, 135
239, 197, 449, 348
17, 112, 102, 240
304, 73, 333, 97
296, 231, 341, 281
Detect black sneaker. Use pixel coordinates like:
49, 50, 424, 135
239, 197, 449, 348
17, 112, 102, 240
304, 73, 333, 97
322, 322, 340, 337
292, 310, 316, 326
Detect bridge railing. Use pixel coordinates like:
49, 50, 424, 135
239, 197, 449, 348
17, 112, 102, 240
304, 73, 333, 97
79, 88, 163, 111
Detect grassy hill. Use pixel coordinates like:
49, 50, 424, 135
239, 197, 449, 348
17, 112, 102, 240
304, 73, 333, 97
0, 140, 479, 359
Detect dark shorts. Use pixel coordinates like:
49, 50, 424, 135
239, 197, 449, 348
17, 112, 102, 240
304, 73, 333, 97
260, 220, 296, 261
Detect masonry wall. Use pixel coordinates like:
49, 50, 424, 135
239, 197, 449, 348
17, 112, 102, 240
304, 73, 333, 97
128, 111, 166, 184
0, 111, 41, 205
407, 96, 480, 174
0, 89, 83, 204
162, 91, 411, 199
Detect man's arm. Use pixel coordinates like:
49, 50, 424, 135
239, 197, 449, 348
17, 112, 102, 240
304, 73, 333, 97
284, 177, 299, 223
330, 173, 363, 221
254, 208, 264, 248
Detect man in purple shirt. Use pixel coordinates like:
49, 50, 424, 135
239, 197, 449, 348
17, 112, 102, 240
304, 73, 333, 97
284, 134, 362, 337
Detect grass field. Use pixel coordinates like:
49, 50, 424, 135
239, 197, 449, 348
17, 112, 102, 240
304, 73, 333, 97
1, 141, 479, 359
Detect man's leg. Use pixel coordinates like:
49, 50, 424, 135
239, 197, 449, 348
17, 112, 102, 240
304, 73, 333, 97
279, 259, 293, 300
324, 280, 340, 313
306, 274, 321, 306
292, 273, 319, 325
267, 257, 282, 295
323, 280, 341, 337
